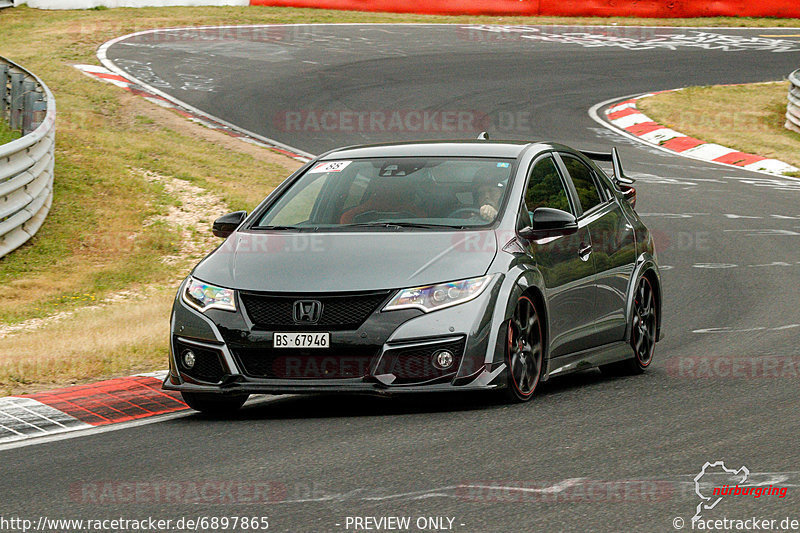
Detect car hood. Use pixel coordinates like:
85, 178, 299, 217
191, 230, 497, 292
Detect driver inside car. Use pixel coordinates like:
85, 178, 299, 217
474, 166, 508, 222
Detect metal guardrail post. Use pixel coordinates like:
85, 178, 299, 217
30, 93, 47, 133
0, 56, 57, 259
786, 69, 800, 135
20, 81, 37, 135
22, 91, 37, 135
9, 71, 23, 130
0, 65, 8, 121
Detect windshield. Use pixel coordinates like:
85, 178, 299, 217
255, 157, 514, 230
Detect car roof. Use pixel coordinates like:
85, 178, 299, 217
318, 140, 545, 160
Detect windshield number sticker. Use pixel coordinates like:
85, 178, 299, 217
309, 161, 352, 173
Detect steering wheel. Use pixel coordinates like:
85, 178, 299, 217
448, 207, 482, 219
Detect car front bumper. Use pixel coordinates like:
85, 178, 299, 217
164, 275, 508, 396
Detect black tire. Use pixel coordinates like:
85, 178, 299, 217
503, 295, 545, 403
181, 392, 249, 415
601, 275, 657, 375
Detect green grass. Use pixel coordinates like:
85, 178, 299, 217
638, 82, 800, 171
0, 120, 21, 144
0, 7, 320, 325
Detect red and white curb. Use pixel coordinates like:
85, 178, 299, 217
74, 64, 311, 163
599, 90, 799, 176
0, 371, 187, 444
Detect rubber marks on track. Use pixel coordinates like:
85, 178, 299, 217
603, 92, 799, 176
73, 64, 309, 162
0, 373, 187, 444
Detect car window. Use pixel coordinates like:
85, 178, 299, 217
562, 155, 603, 213
524, 156, 572, 222
595, 168, 614, 198
340, 173, 371, 212
266, 172, 329, 226
255, 157, 514, 229
595, 167, 616, 198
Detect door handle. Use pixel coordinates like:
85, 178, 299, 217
579, 243, 592, 261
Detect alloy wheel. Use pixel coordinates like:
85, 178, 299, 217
631, 276, 657, 367
506, 296, 544, 400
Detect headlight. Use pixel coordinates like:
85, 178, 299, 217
383, 275, 494, 313
182, 277, 236, 312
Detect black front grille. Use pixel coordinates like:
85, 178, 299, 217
174, 339, 227, 383
240, 291, 392, 330
377, 338, 466, 384
233, 346, 379, 379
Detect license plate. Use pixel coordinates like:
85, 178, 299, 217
274, 332, 330, 349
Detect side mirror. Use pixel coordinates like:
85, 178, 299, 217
212, 211, 247, 238
519, 207, 578, 239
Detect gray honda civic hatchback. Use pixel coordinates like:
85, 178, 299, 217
165, 140, 661, 413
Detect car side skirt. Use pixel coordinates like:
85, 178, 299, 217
545, 341, 635, 380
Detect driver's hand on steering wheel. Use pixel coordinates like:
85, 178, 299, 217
480, 204, 498, 221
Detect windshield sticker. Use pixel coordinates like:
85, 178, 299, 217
496, 162, 510, 168
308, 160, 352, 173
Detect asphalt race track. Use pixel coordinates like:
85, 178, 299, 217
4, 24, 800, 532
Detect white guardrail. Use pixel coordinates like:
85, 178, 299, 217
786, 69, 800, 135
0, 57, 56, 258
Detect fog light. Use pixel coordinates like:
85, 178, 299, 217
433, 349, 454, 370
182, 349, 196, 369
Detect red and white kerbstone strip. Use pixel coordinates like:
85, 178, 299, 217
604, 92, 799, 176
0, 372, 187, 444
74, 64, 310, 162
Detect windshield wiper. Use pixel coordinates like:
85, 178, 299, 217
251, 225, 316, 231
253, 222, 471, 231
339, 222, 469, 230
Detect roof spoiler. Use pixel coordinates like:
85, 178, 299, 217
579, 147, 635, 185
